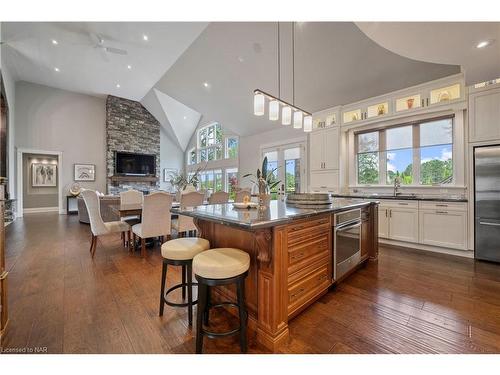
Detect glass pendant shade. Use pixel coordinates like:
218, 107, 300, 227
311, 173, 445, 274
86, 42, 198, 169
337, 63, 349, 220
293, 111, 303, 129
282, 106, 292, 125
303, 115, 313, 132
254, 93, 265, 116
269, 100, 279, 121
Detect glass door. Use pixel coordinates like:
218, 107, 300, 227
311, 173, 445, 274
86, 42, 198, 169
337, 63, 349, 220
262, 142, 306, 200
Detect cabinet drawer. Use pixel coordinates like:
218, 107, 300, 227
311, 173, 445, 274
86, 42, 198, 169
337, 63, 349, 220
287, 215, 330, 245
288, 263, 330, 315
288, 234, 330, 275
419, 201, 467, 212
419, 209, 468, 250
382, 200, 419, 209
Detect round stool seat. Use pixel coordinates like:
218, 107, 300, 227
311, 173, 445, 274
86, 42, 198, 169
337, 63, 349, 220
161, 237, 210, 261
193, 248, 250, 279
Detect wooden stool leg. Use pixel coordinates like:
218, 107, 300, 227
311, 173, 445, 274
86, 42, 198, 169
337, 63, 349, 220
196, 282, 207, 354
182, 264, 186, 300
133, 233, 137, 250
141, 238, 146, 257
89, 234, 95, 253
237, 278, 248, 353
187, 262, 193, 326
127, 230, 131, 251
159, 261, 168, 316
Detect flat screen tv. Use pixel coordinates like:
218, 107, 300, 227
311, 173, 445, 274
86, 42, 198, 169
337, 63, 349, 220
115, 152, 155, 176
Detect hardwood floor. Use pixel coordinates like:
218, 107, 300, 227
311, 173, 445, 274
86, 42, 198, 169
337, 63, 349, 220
2, 213, 500, 354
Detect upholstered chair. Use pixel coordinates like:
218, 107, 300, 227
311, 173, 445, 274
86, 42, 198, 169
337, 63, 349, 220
132, 192, 173, 257
208, 191, 229, 204
80, 189, 130, 258
119, 189, 143, 246
172, 191, 204, 237
234, 189, 251, 203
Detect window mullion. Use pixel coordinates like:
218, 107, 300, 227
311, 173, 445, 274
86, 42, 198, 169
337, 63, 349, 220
379, 130, 387, 185
413, 124, 420, 186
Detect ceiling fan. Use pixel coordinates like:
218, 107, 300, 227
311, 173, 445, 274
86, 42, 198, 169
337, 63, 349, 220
89, 33, 128, 60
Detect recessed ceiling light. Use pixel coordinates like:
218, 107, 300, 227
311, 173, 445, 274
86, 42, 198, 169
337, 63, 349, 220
238, 56, 244, 63
51, 39, 58, 45
143, 34, 148, 41
476, 40, 491, 48
203, 82, 209, 88
183, 116, 187, 120
116, 84, 121, 88
127, 65, 132, 70
54, 67, 60, 72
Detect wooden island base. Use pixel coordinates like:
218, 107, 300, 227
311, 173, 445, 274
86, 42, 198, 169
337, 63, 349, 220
193, 203, 378, 352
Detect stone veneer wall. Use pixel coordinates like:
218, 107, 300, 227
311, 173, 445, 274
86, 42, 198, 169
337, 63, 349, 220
106, 95, 160, 195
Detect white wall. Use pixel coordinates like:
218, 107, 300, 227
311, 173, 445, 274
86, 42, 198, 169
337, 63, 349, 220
160, 126, 184, 190
0, 42, 16, 199
15, 81, 107, 208
239, 125, 306, 188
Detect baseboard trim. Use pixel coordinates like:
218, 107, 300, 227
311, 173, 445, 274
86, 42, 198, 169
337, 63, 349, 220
379, 238, 474, 259
23, 207, 59, 214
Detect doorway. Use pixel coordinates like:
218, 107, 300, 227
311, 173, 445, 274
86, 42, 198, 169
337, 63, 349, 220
261, 140, 307, 200
16, 148, 64, 217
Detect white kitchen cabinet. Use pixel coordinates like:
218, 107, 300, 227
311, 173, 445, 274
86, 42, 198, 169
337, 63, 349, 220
377, 201, 418, 242
378, 205, 389, 238
310, 170, 339, 192
309, 127, 339, 172
419, 209, 467, 250
469, 86, 500, 142
388, 207, 419, 243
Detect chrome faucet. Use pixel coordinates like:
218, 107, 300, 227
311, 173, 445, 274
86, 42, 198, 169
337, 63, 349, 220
393, 176, 401, 197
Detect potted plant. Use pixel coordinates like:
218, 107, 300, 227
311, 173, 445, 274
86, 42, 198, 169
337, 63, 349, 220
168, 164, 206, 196
243, 156, 281, 207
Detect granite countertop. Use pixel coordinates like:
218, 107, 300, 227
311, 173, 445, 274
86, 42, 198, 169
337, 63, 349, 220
332, 194, 467, 203
171, 198, 374, 229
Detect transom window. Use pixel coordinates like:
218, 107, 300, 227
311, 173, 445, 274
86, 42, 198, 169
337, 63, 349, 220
356, 116, 453, 186
189, 123, 239, 165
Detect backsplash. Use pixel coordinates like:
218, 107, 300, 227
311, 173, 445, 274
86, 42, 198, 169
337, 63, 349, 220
106, 95, 160, 195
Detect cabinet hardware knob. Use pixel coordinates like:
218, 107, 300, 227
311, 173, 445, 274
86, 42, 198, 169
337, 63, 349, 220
291, 288, 305, 299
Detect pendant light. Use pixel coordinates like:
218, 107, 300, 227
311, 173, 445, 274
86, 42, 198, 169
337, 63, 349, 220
269, 100, 279, 121
303, 115, 313, 132
253, 22, 311, 130
293, 111, 303, 129
282, 106, 292, 125
254, 92, 265, 116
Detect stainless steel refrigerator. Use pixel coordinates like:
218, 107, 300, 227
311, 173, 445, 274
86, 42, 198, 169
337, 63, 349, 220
474, 145, 500, 262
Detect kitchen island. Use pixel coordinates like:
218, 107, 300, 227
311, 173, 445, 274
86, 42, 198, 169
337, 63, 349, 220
172, 198, 378, 351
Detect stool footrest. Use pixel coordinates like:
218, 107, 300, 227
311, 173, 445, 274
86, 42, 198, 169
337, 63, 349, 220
202, 326, 241, 339
163, 282, 198, 307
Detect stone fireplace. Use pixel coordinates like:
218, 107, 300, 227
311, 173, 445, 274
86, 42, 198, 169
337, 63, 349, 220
106, 95, 160, 195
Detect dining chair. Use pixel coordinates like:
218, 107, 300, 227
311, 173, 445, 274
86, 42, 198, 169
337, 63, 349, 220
234, 189, 251, 203
208, 191, 229, 204
119, 189, 143, 246
132, 192, 174, 257
172, 191, 205, 238
81, 189, 131, 258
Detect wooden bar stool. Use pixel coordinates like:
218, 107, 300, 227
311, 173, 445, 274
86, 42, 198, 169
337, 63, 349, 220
159, 237, 210, 325
192, 248, 250, 354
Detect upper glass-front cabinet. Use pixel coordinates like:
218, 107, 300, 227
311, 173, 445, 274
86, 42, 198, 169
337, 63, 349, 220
367, 102, 389, 119
395, 94, 422, 112
312, 108, 340, 131
430, 83, 461, 105
343, 109, 362, 123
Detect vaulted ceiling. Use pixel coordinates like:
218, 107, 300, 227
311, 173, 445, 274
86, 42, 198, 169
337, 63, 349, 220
1, 22, 208, 100
6, 21, 497, 146
149, 22, 460, 138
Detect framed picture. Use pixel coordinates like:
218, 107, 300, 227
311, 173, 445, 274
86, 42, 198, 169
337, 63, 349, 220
163, 168, 177, 182
74, 164, 96, 181
32, 163, 57, 187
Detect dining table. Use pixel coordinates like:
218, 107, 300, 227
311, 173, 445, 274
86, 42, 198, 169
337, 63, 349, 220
110, 201, 181, 219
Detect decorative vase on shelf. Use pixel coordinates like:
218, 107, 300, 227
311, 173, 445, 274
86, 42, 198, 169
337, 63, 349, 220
406, 98, 415, 109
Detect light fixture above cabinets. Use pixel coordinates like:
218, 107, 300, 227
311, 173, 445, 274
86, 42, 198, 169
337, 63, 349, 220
253, 22, 311, 132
